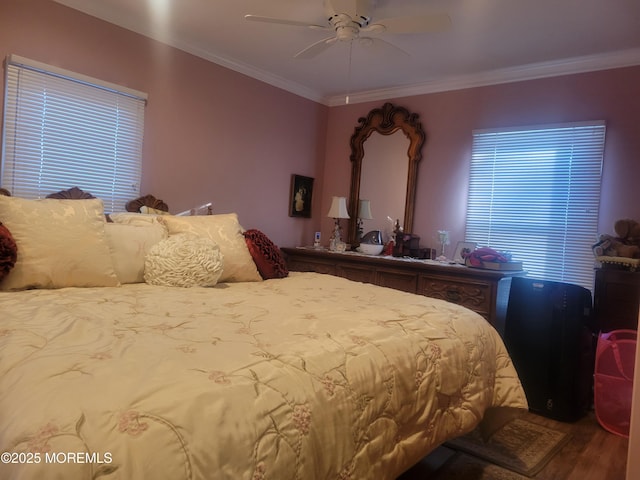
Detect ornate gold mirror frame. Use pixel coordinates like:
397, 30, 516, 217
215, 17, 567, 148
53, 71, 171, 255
347, 103, 425, 246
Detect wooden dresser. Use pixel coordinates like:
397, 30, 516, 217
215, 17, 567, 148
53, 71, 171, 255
281, 247, 523, 329
593, 268, 640, 331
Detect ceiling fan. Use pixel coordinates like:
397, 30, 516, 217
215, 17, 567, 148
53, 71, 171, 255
244, 0, 451, 59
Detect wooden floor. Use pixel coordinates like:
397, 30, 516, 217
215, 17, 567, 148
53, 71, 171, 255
399, 409, 629, 480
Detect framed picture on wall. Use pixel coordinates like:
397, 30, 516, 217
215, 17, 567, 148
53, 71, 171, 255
453, 241, 477, 264
289, 174, 314, 218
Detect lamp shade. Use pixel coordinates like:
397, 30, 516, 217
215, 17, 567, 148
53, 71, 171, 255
358, 199, 373, 220
326, 196, 350, 219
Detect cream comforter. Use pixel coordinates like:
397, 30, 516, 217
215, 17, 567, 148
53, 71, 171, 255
0, 272, 526, 480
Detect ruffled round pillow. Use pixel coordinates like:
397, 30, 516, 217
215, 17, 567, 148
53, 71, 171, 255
144, 233, 224, 287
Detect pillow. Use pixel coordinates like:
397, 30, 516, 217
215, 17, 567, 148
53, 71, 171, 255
160, 214, 261, 282
105, 222, 168, 284
0, 196, 119, 290
243, 229, 288, 279
109, 212, 167, 226
144, 233, 224, 287
139, 205, 170, 215
0, 222, 18, 281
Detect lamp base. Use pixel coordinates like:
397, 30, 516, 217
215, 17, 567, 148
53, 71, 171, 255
329, 219, 343, 251
329, 239, 347, 252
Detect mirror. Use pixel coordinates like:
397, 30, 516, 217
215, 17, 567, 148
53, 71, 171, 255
347, 103, 425, 246
359, 131, 408, 239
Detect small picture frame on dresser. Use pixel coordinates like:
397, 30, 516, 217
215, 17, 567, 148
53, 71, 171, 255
453, 241, 477, 264
289, 174, 314, 218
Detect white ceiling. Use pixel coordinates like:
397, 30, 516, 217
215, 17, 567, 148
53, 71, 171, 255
53, 0, 640, 106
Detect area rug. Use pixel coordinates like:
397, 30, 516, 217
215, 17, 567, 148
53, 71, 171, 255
444, 418, 571, 477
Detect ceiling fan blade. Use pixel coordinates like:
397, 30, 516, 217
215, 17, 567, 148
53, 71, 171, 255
366, 13, 451, 34
358, 37, 411, 57
244, 14, 329, 31
294, 37, 337, 59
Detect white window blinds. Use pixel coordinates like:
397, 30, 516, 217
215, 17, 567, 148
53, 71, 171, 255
465, 122, 605, 291
1, 55, 146, 212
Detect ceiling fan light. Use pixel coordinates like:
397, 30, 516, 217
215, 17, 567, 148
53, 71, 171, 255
336, 25, 358, 41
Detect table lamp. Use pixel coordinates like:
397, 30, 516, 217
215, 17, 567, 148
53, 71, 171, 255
357, 199, 373, 243
327, 196, 350, 251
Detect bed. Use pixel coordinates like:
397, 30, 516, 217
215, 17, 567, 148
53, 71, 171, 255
0, 188, 527, 479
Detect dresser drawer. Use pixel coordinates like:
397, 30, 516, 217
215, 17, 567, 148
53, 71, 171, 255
418, 275, 492, 317
594, 268, 640, 331
376, 269, 417, 293
287, 258, 336, 276
336, 264, 376, 284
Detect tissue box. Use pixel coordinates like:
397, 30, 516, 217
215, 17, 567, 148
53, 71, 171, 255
393, 234, 420, 257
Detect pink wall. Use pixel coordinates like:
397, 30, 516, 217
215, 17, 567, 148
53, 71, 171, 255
0, 0, 328, 247
324, 67, 640, 252
2, 1, 640, 252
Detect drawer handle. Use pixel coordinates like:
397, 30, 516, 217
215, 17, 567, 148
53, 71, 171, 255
446, 289, 461, 302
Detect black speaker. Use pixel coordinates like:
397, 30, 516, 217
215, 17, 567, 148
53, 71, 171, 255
504, 277, 595, 422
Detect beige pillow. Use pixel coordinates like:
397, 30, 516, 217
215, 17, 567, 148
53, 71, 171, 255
105, 222, 168, 284
0, 196, 119, 290
160, 214, 261, 282
108, 212, 167, 226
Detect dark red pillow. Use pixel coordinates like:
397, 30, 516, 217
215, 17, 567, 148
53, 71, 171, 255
243, 229, 288, 280
0, 221, 18, 281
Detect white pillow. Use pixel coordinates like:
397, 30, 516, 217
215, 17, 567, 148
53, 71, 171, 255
0, 196, 118, 290
144, 233, 224, 287
160, 214, 261, 282
105, 222, 168, 284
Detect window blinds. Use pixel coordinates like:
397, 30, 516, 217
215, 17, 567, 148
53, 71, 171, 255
465, 122, 605, 291
1, 55, 146, 212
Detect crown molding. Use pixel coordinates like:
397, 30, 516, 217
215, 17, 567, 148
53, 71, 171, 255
201, 46, 640, 107
324, 47, 640, 106
175, 41, 326, 104
116, 35, 640, 107
186, 45, 640, 106
50, 2, 640, 108
52, 1, 326, 104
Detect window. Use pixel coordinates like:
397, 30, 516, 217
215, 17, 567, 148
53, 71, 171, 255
465, 122, 605, 291
1, 55, 146, 212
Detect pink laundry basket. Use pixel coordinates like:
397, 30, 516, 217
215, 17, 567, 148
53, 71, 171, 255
593, 329, 637, 438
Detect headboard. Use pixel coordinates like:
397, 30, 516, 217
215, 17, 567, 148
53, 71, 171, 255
1, 187, 181, 215
125, 194, 169, 213
42, 187, 170, 213
46, 186, 96, 200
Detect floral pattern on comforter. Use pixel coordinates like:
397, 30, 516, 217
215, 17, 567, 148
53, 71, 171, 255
0, 272, 526, 479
